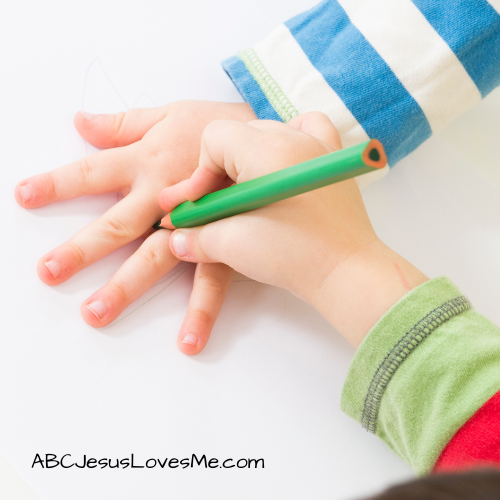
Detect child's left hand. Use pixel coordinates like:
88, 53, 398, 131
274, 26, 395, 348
14, 100, 256, 353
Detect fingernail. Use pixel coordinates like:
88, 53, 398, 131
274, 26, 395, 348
171, 232, 187, 257
44, 260, 60, 279
182, 333, 198, 346
86, 300, 107, 320
80, 111, 96, 121
19, 184, 33, 204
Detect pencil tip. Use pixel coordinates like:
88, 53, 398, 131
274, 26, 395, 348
153, 220, 166, 230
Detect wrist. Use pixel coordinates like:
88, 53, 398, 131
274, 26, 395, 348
310, 240, 429, 348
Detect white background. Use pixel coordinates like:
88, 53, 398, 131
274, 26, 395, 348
1, 0, 500, 499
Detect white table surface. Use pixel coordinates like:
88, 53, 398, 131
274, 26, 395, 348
2, 1, 500, 499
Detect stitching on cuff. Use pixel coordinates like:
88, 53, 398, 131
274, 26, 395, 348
361, 295, 472, 433
237, 48, 299, 122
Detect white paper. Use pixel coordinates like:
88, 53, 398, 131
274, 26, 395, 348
2, 1, 500, 499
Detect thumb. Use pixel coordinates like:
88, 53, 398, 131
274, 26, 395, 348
74, 106, 168, 148
169, 225, 224, 265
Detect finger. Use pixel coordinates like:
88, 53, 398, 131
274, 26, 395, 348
169, 223, 228, 265
158, 179, 191, 213
177, 263, 234, 355
38, 189, 161, 285
158, 176, 234, 217
74, 106, 168, 148
189, 120, 262, 197
182, 159, 227, 202
287, 111, 342, 149
157, 120, 261, 211
81, 229, 178, 326
15, 144, 140, 209
169, 227, 213, 264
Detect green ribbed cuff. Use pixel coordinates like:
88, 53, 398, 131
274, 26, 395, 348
237, 48, 298, 122
341, 276, 500, 474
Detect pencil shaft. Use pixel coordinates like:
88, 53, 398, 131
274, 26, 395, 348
170, 140, 384, 228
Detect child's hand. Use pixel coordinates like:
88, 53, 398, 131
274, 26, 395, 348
15, 100, 256, 353
160, 111, 373, 302
160, 112, 428, 350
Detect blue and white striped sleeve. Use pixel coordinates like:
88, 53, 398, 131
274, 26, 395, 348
222, 0, 500, 168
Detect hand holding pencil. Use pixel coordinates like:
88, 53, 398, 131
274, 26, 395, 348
159, 112, 428, 350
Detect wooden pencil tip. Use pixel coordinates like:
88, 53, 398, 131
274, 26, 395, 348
153, 214, 174, 230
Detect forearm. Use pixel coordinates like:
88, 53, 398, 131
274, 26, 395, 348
223, 0, 500, 170
162, 110, 500, 472
322, 262, 500, 474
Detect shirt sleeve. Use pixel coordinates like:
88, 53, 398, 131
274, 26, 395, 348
340, 276, 500, 475
434, 390, 500, 472
222, 0, 500, 167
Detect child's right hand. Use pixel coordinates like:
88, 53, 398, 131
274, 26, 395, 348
159, 111, 375, 303
160, 112, 428, 350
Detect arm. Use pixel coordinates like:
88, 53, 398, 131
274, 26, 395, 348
223, 0, 500, 169
340, 275, 500, 474
159, 112, 500, 474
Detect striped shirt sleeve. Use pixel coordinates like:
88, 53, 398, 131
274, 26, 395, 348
222, 0, 500, 168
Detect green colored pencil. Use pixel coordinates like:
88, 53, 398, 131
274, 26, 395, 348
155, 139, 386, 229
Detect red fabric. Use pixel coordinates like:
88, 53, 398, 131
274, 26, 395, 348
434, 390, 500, 472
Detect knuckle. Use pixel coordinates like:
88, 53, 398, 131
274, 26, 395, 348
203, 119, 226, 140
66, 241, 86, 267
99, 215, 132, 242
113, 112, 127, 142
142, 138, 163, 161
43, 171, 58, 199
139, 242, 167, 269
204, 119, 222, 131
266, 134, 291, 156
77, 156, 96, 186
108, 279, 129, 303
141, 135, 170, 166
307, 110, 329, 122
196, 272, 227, 296
188, 308, 214, 326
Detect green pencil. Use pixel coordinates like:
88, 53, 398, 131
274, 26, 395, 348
155, 139, 386, 229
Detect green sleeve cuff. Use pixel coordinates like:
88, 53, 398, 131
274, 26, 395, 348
341, 276, 500, 474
